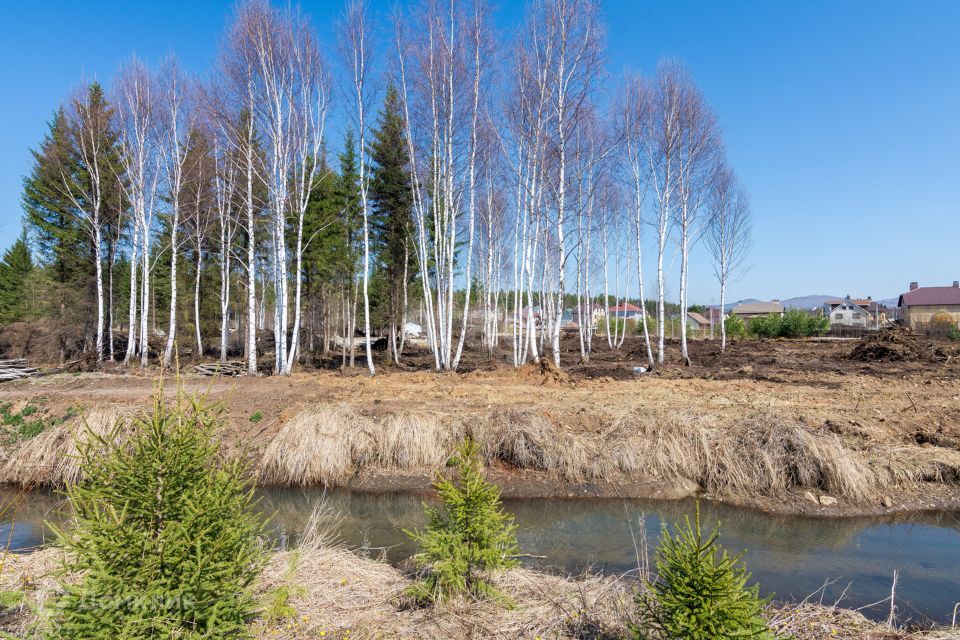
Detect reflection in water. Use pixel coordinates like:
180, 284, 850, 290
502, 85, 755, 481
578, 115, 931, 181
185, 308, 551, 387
3, 486, 959, 623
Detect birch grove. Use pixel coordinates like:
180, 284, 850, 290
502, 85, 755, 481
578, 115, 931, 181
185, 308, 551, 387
24, 0, 753, 373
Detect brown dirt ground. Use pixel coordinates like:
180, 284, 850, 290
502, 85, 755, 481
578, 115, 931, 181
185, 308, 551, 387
2, 335, 960, 517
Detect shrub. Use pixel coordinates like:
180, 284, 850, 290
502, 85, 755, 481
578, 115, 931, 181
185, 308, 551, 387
405, 438, 520, 605
249, 410, 264, 424
747, 310, 828, 339
47, 389, 266, 639
632, 505, 775, 640
747, 313, 781, 339
723, 315, 746, 340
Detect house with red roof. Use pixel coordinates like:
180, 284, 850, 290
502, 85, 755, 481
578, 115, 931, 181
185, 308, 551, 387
609, 302, 644, 321
897, 281, 960, 332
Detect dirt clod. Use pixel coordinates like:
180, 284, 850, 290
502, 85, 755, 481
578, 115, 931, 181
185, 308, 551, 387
849, 325, 953, 363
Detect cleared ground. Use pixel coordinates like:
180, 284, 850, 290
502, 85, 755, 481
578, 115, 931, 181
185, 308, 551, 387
2, 335, 959, 516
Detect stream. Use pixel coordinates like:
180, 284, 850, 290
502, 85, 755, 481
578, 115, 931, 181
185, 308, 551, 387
3, 486, 959, 624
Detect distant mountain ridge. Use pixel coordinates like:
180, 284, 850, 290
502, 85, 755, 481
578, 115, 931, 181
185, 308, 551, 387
711, 294, 901, 312
779, 295, 840, 310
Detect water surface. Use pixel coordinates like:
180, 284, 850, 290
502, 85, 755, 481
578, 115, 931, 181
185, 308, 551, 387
4, 487, 959, 624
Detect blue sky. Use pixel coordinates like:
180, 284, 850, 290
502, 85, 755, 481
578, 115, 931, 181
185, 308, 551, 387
1, 1, 958, 304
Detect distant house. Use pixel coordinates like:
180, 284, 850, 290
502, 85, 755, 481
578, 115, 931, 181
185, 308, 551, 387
573, 303, 606, 327
898, 281, 960, 332
686, 311, 710, 330
518, 306, 542, 328
609, 302, 644, 321
823, 296, 872, 328
730, 301, 785, 320
704, 307, 725, 324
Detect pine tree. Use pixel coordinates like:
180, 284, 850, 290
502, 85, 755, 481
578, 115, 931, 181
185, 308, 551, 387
48, 390, 266, 639
405, 439, 520, 605
369, 84, 416, 359
633, 504, 775, 640
0, 232, 35, 324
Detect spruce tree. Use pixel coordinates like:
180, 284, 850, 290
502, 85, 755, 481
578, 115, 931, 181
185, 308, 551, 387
405, 439, 520, 605
48, 391, 266, 639
22, 109, 89, 288
633, 505, 775, 640
0, 232, 34, 323
369, 84, 416, 354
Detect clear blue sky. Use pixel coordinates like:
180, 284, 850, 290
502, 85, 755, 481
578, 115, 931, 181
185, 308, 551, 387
2, 1, 958, 304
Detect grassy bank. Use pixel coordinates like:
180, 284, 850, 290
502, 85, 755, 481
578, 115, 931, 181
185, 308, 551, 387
0, 545, 954, 639
2, 401, 960, 514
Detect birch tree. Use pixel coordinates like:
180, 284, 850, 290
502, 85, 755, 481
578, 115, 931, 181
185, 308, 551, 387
156, 58, 195, 367
530, 0, 603, 369
394, 0, 488, 371
707, 163, 751, 351
114, 58, 158, 367
58, 82, 121, 362
339, 0, 377, 375
671, 66, 719, 366
209, 127, 240, 363
645, 61, 682, 365
227, 0, 328, 375
620, 72, 655, 367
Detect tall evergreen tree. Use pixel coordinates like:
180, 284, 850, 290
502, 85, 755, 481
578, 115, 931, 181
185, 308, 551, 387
0, 232, 35, 324
301, 149, 346, 357
337, 131, 363, 367
22, 109, 89, 287
369, 84, 416, 362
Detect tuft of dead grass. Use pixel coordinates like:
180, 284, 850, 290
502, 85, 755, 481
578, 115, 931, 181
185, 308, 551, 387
472, 410, 615, 483
257, 405, 379, 486
0, 406, 129, 486
378, 412, 462, 469
257, 406, 463, 486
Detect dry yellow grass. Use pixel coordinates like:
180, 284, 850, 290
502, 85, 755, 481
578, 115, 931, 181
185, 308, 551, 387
252, 545, 633, 639
2, 546, 952, 640
0, 406, 129, 486
253, 404, 960, 506
257, 405, 380, 486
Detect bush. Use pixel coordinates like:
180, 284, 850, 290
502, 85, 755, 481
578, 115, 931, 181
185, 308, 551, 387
632, 505, 775, 640
405, 439, 520, 605
48, 389, 266, 639
747, 310, 828, 339
723, 315, 746, 340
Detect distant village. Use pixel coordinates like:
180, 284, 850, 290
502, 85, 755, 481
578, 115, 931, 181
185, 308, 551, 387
513, 281, 960, 339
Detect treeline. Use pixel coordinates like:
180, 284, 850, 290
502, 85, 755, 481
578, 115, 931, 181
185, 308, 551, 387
1, 0, 752, 373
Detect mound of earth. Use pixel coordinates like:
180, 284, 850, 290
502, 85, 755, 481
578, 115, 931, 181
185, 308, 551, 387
515, 357, 574, 386
849, 325, 952, 363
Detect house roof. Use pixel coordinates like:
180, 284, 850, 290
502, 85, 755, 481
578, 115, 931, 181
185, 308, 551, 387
687, 311, 709, 325
898, 286, 960, 308
732, 302, 784, 315
574, 303, 605, 313
827, 297, 872, 309
704, 307, 725, 321
609, 303, 642, 313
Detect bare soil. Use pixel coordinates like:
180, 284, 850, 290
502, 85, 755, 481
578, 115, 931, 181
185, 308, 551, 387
2, 335, 960, 517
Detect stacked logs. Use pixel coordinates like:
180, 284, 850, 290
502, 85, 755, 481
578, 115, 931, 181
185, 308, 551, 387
0, 359, 40, 382
194, 361, 245, 377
